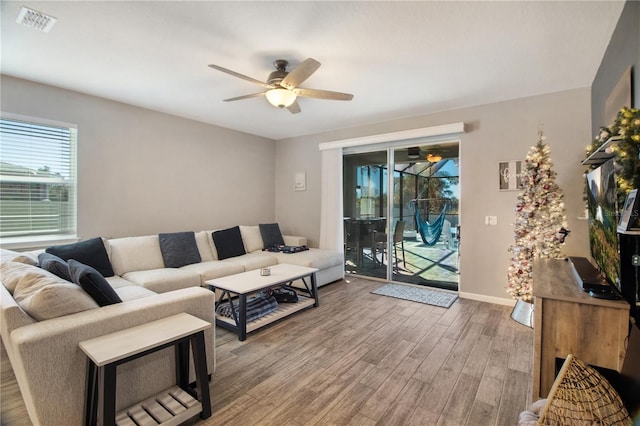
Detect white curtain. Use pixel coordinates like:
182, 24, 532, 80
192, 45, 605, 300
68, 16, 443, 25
319, 148, 343, 251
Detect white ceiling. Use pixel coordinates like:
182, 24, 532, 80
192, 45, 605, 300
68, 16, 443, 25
1, 1, 625, 140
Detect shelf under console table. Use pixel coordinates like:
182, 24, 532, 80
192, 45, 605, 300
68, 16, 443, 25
531, 258, 631, 400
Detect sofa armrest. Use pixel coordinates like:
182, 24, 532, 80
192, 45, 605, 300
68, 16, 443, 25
283, 235, 307, 246
9, 286, 215, 426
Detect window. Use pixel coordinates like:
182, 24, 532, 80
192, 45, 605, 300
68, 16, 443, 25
0, 115, 77, 247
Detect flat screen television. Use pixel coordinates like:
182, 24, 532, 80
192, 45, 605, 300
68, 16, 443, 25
586, 158, 620, 288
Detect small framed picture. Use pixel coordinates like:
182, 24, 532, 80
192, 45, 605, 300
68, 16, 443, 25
619, 189, 640, 231
498, 160, 524, 191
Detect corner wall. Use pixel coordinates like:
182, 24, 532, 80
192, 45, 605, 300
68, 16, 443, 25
276, 88, 592, 303
591, 0, 639, 133
1, 75, 276, 240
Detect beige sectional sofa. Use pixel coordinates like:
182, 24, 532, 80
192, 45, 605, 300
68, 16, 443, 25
0, 225, 343, 426
105, 225, 344, 292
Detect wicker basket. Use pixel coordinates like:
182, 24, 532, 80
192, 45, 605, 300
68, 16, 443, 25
537, 354, 632, 425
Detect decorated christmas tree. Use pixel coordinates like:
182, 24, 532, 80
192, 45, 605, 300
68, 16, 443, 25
507, 133, 570, 301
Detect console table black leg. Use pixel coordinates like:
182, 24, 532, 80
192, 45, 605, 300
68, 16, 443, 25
238, 294, 247, 341
175, 341, 190, 390
84, 359, 98, 426
191, 331, 211, 419
98, 364, 117, 426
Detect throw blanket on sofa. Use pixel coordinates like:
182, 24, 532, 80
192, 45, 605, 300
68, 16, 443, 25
216, 295, 278, 322
263, 244, 309, 253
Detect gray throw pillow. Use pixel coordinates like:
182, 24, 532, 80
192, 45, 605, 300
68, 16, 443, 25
158, 232, 202, 268
212, 226, 246, 260
46, 237, 114, 277
38, 252, 72, 282
68, 260, 122, 306
260, 223, 285, 248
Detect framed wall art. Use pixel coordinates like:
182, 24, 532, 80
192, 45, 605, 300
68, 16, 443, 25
499, 160, 524, 191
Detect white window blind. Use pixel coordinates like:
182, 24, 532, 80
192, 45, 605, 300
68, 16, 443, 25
0, 116, 77, 243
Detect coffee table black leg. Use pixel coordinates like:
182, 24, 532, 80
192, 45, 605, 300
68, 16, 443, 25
311, 273, 319, 307
238, 294, 247, 341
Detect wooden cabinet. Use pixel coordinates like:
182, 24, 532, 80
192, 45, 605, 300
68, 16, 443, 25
532, 259, 630, 399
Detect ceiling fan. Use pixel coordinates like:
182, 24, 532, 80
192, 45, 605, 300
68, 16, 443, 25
207, 58, 353, 114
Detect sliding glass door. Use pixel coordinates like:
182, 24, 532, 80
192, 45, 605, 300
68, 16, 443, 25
343, 149, 388, 280
343, 143, 460, 290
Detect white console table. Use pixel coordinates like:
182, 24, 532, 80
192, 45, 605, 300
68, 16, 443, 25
79, 313, 212, 426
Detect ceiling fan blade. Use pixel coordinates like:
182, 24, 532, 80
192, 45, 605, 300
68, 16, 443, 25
280, 58, 321, 90
287, 100, 301, 114
208, 64, 274, 89
223, 92, 267, 102
293, 87, 353, 101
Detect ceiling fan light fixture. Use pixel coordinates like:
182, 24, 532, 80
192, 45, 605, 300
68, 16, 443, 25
427, 153, 443, 163
265, 88, 297, 108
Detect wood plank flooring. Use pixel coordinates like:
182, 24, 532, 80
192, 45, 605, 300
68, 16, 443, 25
1, 277, 533, 425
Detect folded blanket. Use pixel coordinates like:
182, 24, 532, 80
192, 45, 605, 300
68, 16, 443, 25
518, 399, 547, 426
216, 294, 278, 322
263, 244, 309, 253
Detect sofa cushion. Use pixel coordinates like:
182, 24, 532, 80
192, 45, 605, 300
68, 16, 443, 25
195, 231, 215, 262
240, 225, 264, 253
159, 232, 202, 268
181, 260, 245, 283
122, 268, 201, 293
37, 252, 72, 282
212, 226, 246, 260
68, 260, 122, 306
15, 282, 99, 321
114, 286, 157, 302
105, 275, 137, 289
1, 261, 43, 294
230, 252, 278, 271
270, 248, 343, 270
6, 262, 99, 320
108, 235, 165, 276
46, 237, 114, 277
1, 248, 39, 265
260, 223, 285, 248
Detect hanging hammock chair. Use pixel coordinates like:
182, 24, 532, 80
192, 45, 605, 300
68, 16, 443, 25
410, 199, 448, 246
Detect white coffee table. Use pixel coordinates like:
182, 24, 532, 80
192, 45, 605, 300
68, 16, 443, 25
205, 264, 319, 340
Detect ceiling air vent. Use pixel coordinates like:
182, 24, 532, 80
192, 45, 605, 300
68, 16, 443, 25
16, 6, 57, 32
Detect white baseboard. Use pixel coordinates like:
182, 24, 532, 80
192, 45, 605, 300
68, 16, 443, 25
459, 291, 516, 307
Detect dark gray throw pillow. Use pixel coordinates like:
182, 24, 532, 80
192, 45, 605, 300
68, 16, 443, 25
159, 232, 202, 268
212, 226, 246, 260
38, 252, 72, 282
46, 237, 114, 277
68, 259, 122, 306
259, 223, 285, 247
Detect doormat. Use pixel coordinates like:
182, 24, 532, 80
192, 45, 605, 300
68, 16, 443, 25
372, 283, 458, 308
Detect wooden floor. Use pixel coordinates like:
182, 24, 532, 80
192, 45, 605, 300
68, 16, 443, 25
1, 277, 534, 426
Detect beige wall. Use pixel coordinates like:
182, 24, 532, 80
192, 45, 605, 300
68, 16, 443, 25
1, 76, 276, 240
1, 74, 593, 303
276, 88, 592, 303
